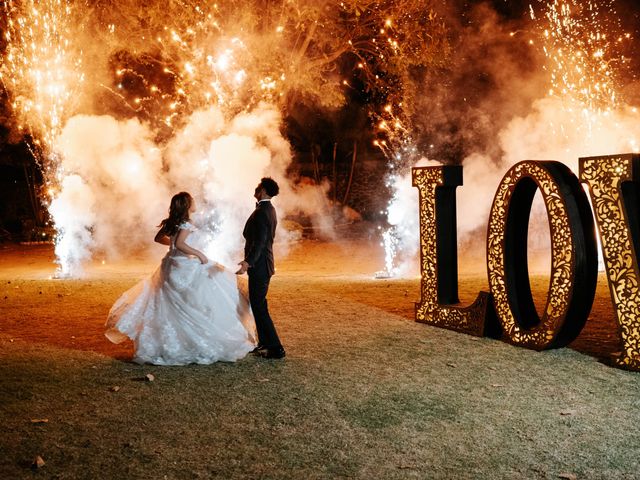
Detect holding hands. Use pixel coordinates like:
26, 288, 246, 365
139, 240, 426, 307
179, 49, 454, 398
236, 261, 249, 275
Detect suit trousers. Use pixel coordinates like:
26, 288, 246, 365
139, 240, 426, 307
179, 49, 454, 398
248, 272, 281, 349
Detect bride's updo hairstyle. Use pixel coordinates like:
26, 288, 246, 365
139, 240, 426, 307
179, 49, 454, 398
159, 191, 193, 236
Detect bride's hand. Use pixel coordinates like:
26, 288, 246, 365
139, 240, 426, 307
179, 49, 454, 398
198, 254, 208, 264
236, 261, 249, 275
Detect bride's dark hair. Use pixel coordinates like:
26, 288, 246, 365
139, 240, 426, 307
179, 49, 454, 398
158, 192, 193, 236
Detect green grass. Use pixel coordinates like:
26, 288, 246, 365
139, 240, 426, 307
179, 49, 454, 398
1, 273, 640, 479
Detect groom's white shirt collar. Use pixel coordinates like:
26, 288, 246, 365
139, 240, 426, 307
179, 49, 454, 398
258, 199, 271, 203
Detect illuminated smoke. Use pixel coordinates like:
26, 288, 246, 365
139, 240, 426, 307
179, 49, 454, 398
2, 1, 448, 275
0, 2, 347, 274
165, 102, 335, 266
48, 103, 336, 276
51, 115, 169, 275
383, 0, 639, 277
48, 174, 96, 276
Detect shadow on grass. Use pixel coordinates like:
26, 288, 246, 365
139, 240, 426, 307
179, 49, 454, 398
314, 275, 623, 365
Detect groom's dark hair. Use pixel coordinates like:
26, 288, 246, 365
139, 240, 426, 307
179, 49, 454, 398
261, 177, 280, 197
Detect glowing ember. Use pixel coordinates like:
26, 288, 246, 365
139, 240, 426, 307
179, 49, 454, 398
533, 0, 632, 129
380, 0, 639, 278
1, 0, 448, 277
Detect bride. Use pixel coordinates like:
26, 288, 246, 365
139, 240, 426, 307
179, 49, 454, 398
105, 191, 256, 365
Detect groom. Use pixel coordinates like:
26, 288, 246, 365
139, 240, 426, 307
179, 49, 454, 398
236, 177, 286, 359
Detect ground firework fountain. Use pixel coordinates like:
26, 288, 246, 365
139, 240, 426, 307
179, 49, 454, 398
1, 0, 85, 275
379, 0, 639, 278
1, 0, 448, 277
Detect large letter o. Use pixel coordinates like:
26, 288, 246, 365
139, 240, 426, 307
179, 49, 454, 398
487, 161, 597, 349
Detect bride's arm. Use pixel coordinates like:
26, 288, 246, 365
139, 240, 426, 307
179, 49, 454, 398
175, 229, 208, 264
154, 227, 171, 246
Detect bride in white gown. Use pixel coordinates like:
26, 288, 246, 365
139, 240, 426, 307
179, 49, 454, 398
105, 192, 256, 365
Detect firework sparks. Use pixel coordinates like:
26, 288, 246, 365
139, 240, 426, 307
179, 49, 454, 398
1, 0, 86, 275
533, 0, 633, 135
1, 0, 83, 167
379, 0, 638, 278
1, 0, 448, 276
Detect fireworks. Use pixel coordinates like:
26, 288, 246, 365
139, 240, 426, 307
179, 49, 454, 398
378, 0, 639, 278
0, 0, 450, 276
1, 0, 87, 275
1, 0, 84, 184
533, 0, 633, 128
538, 0, 625, 107
94, 0, 447, 137
3, 0, 447, 149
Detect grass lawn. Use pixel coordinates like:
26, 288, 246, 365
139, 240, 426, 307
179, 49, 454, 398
1, 240, 639, 479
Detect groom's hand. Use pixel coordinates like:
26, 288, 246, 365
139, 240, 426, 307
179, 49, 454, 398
236, 261, 249, 275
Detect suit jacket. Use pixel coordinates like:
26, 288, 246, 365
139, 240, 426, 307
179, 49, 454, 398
243, 200, 277, 277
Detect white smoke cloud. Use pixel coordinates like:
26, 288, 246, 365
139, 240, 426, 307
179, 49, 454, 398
49, 103, 337, 274
387, 97, 640, 277
53, 115, 169, 275
165, 102, 333, 266
384, 1, 640, 278
48, 174, 97, 276
459, 97, 640, 241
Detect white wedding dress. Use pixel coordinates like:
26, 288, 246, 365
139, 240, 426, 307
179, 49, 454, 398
105, 222, 256, 365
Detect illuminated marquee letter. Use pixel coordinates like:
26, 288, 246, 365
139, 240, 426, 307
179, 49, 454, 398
580, 154, 640, 370
487, 161, 597, 349
413, 166, 499, 337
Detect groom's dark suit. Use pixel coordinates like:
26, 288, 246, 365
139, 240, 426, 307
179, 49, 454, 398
243, 200, 282, 350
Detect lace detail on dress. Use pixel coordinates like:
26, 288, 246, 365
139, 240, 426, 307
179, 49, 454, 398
178, 221, 195, 232
171, 221, 196, 254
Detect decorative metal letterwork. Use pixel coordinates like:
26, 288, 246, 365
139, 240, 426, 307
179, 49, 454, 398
580, 154, 640, 370
486, 161, 597, 350
413, 166, 500, 337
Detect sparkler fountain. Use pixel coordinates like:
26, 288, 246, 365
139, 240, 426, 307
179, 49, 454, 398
1, 0, 86, 276
528, 0, 638, 160
1, 1, 449, 277
378, 0, 639, 278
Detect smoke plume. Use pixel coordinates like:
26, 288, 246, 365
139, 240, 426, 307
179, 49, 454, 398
51, 102, 338, 275
387, 0, 640, 276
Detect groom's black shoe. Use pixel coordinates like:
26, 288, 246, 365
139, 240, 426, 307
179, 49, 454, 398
260, 347, 286, 359
249, 345, 265, 354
